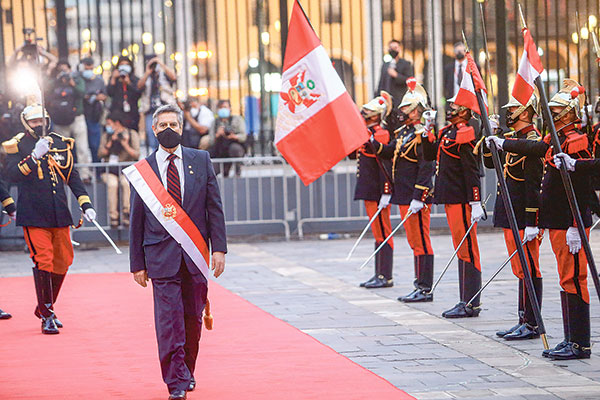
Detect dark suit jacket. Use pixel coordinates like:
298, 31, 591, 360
443, 62, 456, 100
375, 58, 414, 106
129, 147, 227, 279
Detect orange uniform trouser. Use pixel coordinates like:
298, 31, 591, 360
444, 204, 481, 271
549, 229, 590, 304
365, 201, 393, 248
399, 205, 433, 256
503, 229, 543, 279
23, 226, 73, 274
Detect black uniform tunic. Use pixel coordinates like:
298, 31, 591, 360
2, 131, 92, 228
502, 124, 592, 229
354, 125, 393, 202
483, 124, 543, 229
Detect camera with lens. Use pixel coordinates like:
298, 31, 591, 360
118, 66, 129, 77
18, 28, 39, 63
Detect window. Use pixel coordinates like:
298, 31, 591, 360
382, 0, 395, 22
322, 0, 341, 24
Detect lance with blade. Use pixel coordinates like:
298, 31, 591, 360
520, 5, 600, 303
463, 24, 548, 348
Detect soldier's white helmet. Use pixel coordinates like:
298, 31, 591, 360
502, 87, 539, 124
548, 79, 586, 121
20, 104, 50, 136
361, 91, 393, 120
399, 77, 429, 114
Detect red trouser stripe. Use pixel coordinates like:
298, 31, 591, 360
444, 204, 481, 271
398, 205, 433, 256
364, 201, 393, 248
549, 229, 590, 304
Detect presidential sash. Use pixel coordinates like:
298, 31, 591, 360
123, 158, 210, 280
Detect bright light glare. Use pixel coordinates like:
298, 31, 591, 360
11, 66, 41, 98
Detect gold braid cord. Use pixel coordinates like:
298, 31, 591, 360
392, 137, 419, 178
46, 145, 74, 184
503, 152, 526, 182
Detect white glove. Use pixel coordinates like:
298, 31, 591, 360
31, 138, 50, 160
408, 199, 425, 215
485, 135, 505, 150
554, 152, 577, 172
524, 226, 539, 242
378, 194, 391, 209
566, 226, 581, 254
470, 201, 485, 223
423, 110, 437, 132
488, 114, 500, 132
84, 208, 97, 222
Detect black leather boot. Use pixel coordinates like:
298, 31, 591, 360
548, 293, 591, 360
364, 242, 393, 288
34, 273, 65, 328
0, 308, 11, 319
399, 255, 434, 302
543, 291, 570, 358
443, 260, 481, 318
497, 279, 525, 337
504, 277, 542, 341
32, 268, 59, 335
360, 242, 380, 288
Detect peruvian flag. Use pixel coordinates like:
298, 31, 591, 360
275, 1, 367, 185
512, 28, 544, 105
453, 51, 488, 115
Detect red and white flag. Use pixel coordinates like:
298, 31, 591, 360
275, 1, 367, 185
512, 28, 544, 105
453, 51, 488, 115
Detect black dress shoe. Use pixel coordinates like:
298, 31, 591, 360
398, 288, 433, 303
496, 322, 521, 338
548, 342, 591, 360
34, 308, 63, 328
364, 275, 393, 289
41, 317, 59, 335
359, 275, 377, 288
542, 341, 568, 358
442, 302, 480, 318
503, 323, 539, 341
188, 377, 196, 392
168, 390, 186, 400
0, 308, 11, 319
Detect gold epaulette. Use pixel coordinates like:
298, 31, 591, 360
1, 132, 25, 154
526, 131, 540, 141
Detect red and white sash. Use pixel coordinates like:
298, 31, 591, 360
123, 159, 210, 279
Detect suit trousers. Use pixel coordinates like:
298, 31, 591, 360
152, 258, 208, 392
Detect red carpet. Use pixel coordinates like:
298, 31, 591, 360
0, 273, 412, 399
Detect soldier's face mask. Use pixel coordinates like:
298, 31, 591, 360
396, 109, 408, 125
445, 107, 460, 122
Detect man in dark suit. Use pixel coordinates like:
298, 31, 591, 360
444, 42, 468, 101
127, 104, 227, 400
375, 39, 414, 106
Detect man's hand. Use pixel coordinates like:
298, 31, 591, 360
32, 137, 51, 160
566, 227, 581, 254
84, 208, 97, 222
470, 201, 485, 223
212, 252, 225, 278
378, 194, 391, 209
554, 152, 577, 172
387, 67, 398, 78
215, 126, 226, 138
133, 270, 148, 287
524, 226, 539, 242
408, 199, 425, 215
485, 135, 505, 150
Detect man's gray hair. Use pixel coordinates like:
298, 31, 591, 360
152, 103, 183, 128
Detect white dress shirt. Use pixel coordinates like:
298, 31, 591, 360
156, 145, 185, 201
453, 58, 468, 98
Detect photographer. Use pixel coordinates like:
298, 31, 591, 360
107, 56, 141, 133
97, 112, 140, 227
209, 99, 247, 176
80, 57, 107, 163
47, 60, 92, 182
138, 55, 176, 150
177, 96, 214, 149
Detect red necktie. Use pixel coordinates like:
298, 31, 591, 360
166, 154, 182, 205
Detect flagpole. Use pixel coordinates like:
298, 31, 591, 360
463, 32, 549, 350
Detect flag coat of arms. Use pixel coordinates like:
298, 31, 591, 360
275, 1, 367, 185
512, 28, 544, 105
453, 51, 488, 115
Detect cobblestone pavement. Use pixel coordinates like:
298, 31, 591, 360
2, 230, 600, 399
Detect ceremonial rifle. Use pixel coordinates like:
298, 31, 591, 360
463, 22, 548, 348
520, 6, 600, 303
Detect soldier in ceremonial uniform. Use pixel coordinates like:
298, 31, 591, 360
483, 93, 544, 340
488, 79, 593, 360
370, 79, 436, 301
355, 92, 395, 289
0, 178, 16, 319
2, 104, 97, 334
422, 97, 485, 318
